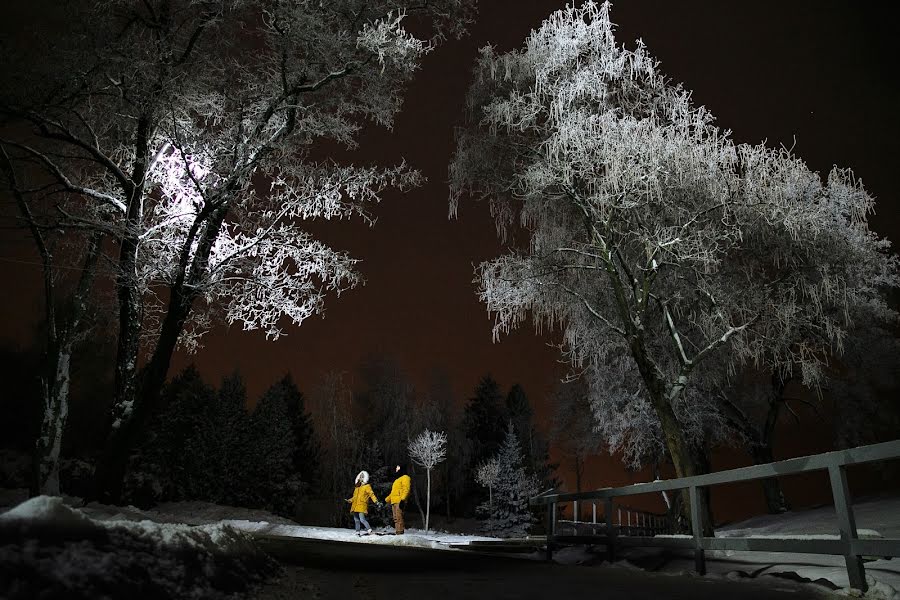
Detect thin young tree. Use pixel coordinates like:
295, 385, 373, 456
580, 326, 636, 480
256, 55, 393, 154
408, 429, 448, 532
475, 456, 501, 531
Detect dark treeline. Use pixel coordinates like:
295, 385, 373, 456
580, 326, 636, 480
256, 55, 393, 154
0, 350, 556, 532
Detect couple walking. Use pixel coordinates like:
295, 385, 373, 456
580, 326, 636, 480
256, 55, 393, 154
347, 465, 411, 535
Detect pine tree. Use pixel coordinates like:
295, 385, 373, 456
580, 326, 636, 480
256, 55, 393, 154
477, 423, 539, 537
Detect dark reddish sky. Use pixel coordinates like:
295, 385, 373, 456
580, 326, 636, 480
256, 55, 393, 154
2, 1, 899, 504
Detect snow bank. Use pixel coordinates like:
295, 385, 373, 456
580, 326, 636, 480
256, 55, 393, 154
0, 495, 96, 534
0, 495, 278, 600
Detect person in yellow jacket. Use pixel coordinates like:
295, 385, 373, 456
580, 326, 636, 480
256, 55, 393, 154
346, 470, 380, 535
384, 464, 412, 534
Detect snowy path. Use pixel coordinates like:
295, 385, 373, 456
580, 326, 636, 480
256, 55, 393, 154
250, 535, 836, 600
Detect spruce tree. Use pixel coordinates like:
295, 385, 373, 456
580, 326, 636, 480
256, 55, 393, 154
202, 372, 250, 505
126, 365, 216, 504
477, 423, 539, 537
270, 374, 320, 488
463, 375, 506, 466
245, 380, 300, 515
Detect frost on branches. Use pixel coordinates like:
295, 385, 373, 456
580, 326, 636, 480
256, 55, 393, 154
449, 0, 898, 513
409, 429, 448, 532
476, 425, 539, 538
0, 0, 476, 499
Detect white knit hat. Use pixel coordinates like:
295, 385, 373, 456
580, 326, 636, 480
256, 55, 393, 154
355, 470, 369, 484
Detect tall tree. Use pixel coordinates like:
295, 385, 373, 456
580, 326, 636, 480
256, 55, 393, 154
267, 374, 320, 493
0, 0, 477, 502
463, 375, 506, 465
244, 380, 300, 515
450, 1, 896, 532
1, 150, 104, 496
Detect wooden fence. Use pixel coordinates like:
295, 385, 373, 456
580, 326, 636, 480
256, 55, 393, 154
530, 439, 900, 593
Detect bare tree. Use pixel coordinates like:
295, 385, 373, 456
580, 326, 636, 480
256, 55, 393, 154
449, 1, 897, 533
408, 429, 448, 532
549, 380, 601, 494
0, 150, 106, 496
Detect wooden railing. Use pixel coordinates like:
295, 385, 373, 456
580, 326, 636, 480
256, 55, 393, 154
530, 439, 900, 593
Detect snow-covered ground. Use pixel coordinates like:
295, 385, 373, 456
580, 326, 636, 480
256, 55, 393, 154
225, 519, 500, 551
0, 495, 278, 599
569, 495, 900, 600
6, 489, 896, 598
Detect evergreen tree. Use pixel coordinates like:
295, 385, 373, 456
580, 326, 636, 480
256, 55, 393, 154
270, 374, 320, 489
245, 379, 303, 515
463, 375, 506, 466
477, 423, 540, 537
504, 384, 557, 491
202, 372, 250, 505
125, 365, 216, 504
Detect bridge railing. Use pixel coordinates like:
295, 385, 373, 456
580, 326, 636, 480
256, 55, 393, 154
530, 439, 900, 593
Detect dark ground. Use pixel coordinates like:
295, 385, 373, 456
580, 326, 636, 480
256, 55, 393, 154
251, 536, 838, 600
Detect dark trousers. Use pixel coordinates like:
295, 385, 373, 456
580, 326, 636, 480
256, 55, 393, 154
391, 502, 405, 534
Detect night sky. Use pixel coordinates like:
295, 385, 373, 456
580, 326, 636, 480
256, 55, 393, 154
2, 1, 899, 509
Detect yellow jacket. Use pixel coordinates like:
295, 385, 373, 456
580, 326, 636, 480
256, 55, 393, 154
384, 474, 411, 504
348, 483, 378, 514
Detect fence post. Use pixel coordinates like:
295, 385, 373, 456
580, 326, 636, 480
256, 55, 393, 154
689, 486, 706, 575
574, 500, 579, 524
605, 498, 616, 562
546, 501, 555, 562
828, 465, 867, 592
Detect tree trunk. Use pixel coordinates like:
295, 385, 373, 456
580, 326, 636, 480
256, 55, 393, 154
97, 202, 227, 503
3, 149, 100, 498
410, 463, 426, 527
755, 376, 790, 513
34, 348, 71, 496
627, 334, 714, 536
425, 468, 431, 532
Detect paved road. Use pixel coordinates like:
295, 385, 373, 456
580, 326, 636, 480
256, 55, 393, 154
252, 535, 838, 600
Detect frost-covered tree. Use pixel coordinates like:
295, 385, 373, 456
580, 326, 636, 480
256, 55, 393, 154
477, 424, 539, 537
474, 456, 500, 530
450, 1, 896, 532
408, 429, 448, 532
0, 0, 476, 502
